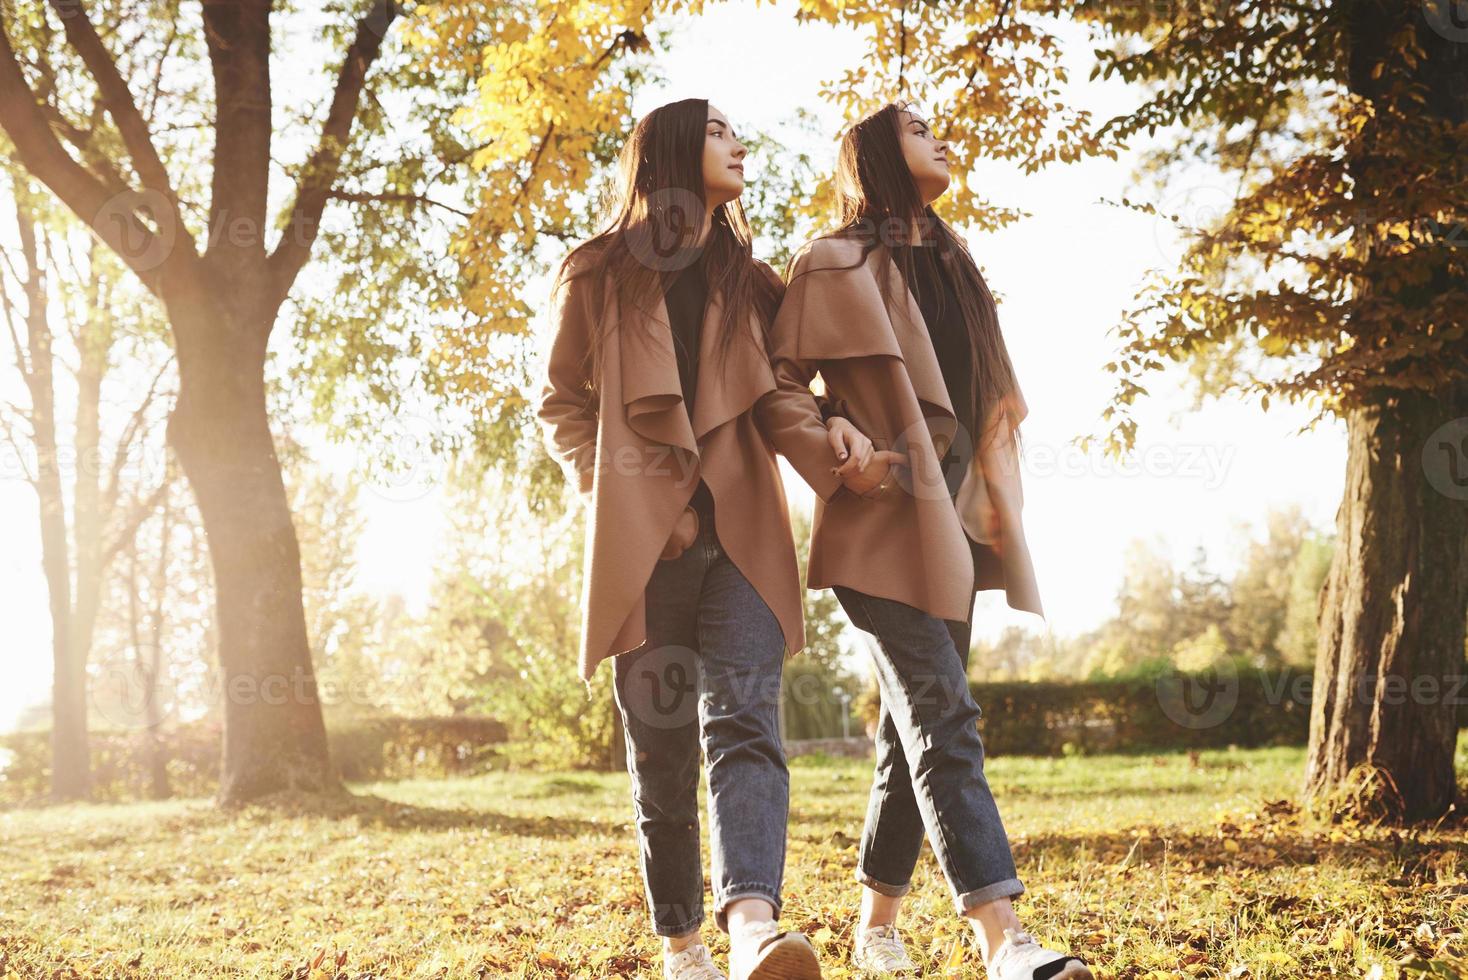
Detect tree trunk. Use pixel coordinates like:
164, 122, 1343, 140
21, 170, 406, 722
50, 631, 89, 801
1302, 0, 1468, 825
131, 481, 174, 801
69, 268, 110, 732
167, 300, 340, 806
0, 0, 397, 807
1303, 384, 1468, 821
14, 203, 89, 802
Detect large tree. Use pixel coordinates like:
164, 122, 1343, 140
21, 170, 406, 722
1068, 0, 1468, 820
0, 0, 477, 802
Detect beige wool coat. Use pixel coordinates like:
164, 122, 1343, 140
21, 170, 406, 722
752, 235, 1045, 625
535, 257, 807, 682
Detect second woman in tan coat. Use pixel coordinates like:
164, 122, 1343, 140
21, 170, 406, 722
755, 103, 1093, 980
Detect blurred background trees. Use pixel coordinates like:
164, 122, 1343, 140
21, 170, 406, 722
1, 0, 1461, 823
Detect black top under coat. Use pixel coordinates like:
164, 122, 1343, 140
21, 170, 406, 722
906, 250, 990, 566
661, 250, 716, 520
906, 251, 977, 493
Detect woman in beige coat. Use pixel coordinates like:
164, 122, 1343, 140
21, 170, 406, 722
535, 98, 850, 980
755, 103, 1094, 980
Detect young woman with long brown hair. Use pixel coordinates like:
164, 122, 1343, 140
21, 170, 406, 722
536, 98, 855, 980
756, 102, 1094, 979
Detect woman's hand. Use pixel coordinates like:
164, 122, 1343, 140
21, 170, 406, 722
980, 505, 1006, 557
659, 506, 700, 560
825, 416, 873, 472
839, 449, 908, 499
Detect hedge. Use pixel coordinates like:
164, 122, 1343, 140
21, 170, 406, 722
968, 664, 1317, 757
0, 714, 507, 806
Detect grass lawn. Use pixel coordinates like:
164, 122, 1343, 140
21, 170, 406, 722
2, 740, 1467, 979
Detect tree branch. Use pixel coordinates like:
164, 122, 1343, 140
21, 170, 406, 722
267, 1, 400, 306
28, 48, 135, 196
0, 400, 38, 487
47, 0, 189, 237
0, 229, 34, 383
327, 188, 472, 220
200, 0, 273, 261
100, 357, 172, 518
0, 9, 180, 296
103, 476, 170, 566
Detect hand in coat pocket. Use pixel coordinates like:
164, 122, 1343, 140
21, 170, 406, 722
659, 505, 701, 560
984, 505, 1004, 557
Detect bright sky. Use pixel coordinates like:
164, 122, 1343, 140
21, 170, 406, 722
0, 2, 1345, 732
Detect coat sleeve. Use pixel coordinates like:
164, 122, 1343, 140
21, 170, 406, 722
816, 394, 850, 423
753, 256, 845, 503
535, 268, 599, 497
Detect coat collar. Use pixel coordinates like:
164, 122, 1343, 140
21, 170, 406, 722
787, 236, 957, 427
617, 276, 776, 455
788, 235, 1034, 468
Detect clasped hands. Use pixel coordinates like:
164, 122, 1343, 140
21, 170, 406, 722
823, 416, 1005, 553
825, 417, 905, 500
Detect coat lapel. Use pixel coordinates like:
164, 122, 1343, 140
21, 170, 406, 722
879, 252, 958, 427
619, 288, 699, 456
691, 288, 777, 441
789, 237, 956, 428
619, 278, 777, 454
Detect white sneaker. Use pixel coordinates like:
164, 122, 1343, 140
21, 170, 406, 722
852, 922, 916, 974
664, 942, 727, 980
728, 919, 823, 979
986, 927, 1094, 980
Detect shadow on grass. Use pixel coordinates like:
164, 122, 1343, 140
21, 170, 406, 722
1008, 819, 1466, 882
995, 781, 1247, 801
223, 786, 611, 839
795, 797, 1468, 885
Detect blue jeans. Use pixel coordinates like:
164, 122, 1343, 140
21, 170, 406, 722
612, 511, 790, 937
832, 581, 1026, 914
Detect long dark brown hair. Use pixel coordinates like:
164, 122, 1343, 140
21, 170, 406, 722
798, 101, 1022, 454
553, 98, 780, 394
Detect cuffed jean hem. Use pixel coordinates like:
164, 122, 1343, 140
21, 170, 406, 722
713, 884, 783, 934
854, 867, 913, 898
956, 877, 1026, 915
652, 913, 706, 939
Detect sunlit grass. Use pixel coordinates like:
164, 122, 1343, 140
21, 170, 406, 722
2, 738, 1465, 978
